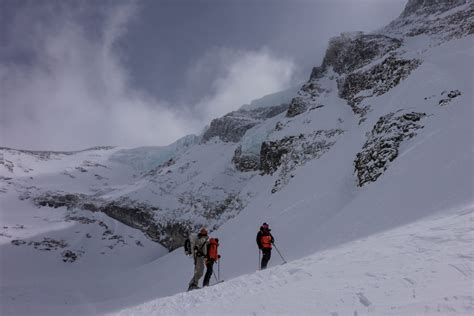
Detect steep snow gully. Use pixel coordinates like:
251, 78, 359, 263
1, 1, 473, 315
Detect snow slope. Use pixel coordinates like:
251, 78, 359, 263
111, 206, 474, 316
1, 1, 473, 315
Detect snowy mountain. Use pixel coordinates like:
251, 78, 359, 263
1, 1, 473, 315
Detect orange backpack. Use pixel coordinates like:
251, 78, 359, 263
208, 238, 219, 261
261, 235, 272, 249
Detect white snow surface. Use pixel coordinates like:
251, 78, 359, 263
1, 4, 473, 316
111, 206, 474, 316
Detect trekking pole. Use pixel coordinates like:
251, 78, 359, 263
273, 244, 287, 264
258, 249, 261, 270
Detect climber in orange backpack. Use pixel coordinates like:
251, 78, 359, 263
203, 237, 220, 287
256, 223, 274, 269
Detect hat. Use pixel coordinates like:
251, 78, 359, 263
199, 227, 208, 236
262, 223, 269, 230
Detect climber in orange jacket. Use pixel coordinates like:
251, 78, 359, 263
256, 222, 274, 269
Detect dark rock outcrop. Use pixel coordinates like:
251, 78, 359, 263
388, 0, 473, 42
232, 145, 260, 172
339, 56, 421, 113
11, 237, 68, 251
285, 75, 328, 118
61, 250, 78, 263
260, 130, 344, 192
322, 33, 402, 75
260, 136, 296, 175
284, 32, 401, 119
202, 104, 289, 143
286, 97, 310, 118
33, 191, 245, 251
34, 193, 82, 209
203, 116, 259, 143
439, 89, 462, 106
354, 112, 427, 187
400, 0, 468, 17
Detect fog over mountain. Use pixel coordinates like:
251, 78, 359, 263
1, 0, 405, 150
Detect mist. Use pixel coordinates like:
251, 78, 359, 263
0, 0, 405, 151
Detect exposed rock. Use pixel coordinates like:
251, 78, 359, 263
354, 111, 427, 187
284, 32, 401, 119
203, 116, 257, 143
232, 145, 260, 172
260, 136, 295, 175
81, 160, 107, 168
33, 191, 245, 251
265, 130, 344, 193
11, 239, 26, 246
202, 194, 244, 221
65, 215, 96, 224
400, 0, 468, 18
338, 56, 421, 113
147, 221, 192, 251
0, 155, 14, 172
202, 103, 289, 143
34, 193, 82, 209
308, 66, 325, 81
406, 6, 473, 40
61, 250, 78, 263
145, 158, 179, 177
275, 121, 285, 131
439, 89, 462, 106
388, 0, 473, 42
286, 97, 310, 118
11, 237, 68, 251
260, 130, 344, 192
99, 200, 165, 244
0, 232, 12, 238
175, 192, 246, 235
322, 32, 402, 75
75, 167, 88, 173
285, 78, 327, 118
82, 203, 100, 212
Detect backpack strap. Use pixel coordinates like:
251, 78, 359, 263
194, 238, 207, 257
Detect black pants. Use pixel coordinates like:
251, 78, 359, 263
261, 248, 271, 269
203, 260, 214, 287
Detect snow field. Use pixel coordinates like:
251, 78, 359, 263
111, 206, 474, 316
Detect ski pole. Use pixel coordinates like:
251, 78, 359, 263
213, 270, 219, 282
218, 259, 220, 281
273, 244, 287, 264
258, 249, 261, 270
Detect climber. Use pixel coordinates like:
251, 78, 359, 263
187, 227, 209, 291
203, 237, 220, 287
256, 222, 274, 269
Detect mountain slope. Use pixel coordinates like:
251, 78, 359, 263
111, 206, 474, 316
1, 1, 473, 315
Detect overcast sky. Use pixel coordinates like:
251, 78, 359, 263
0, 0, 406, 150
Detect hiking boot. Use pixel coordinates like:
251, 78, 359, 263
187, 284, 200, 291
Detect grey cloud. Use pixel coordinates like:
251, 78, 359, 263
1, 1, 192, 150
1, 0, 407, 150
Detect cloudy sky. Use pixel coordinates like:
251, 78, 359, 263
0, 0, 406, 150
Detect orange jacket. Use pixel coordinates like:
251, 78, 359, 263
261, 235, 272, 249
